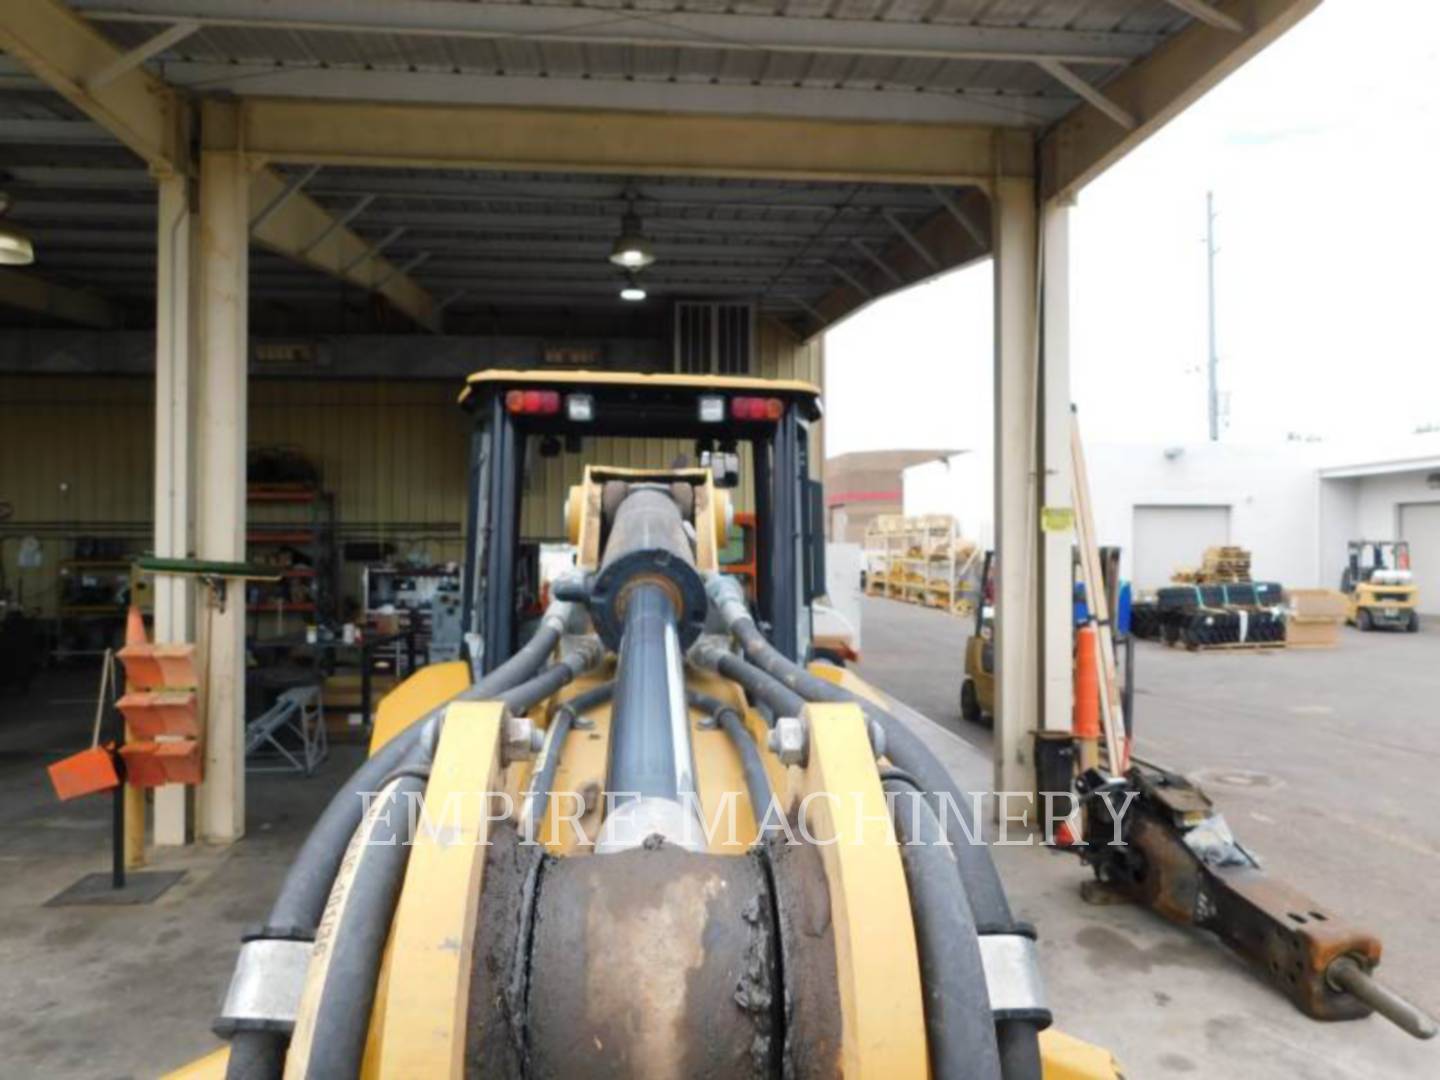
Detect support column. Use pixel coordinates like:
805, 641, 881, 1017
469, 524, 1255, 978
152, 169, 199, 846
991, 175, 1040, 808
195, 103, 249, 844
1039, 200, 1075, 738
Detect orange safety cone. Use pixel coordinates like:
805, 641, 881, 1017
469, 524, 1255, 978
1074, 625, 1101, 771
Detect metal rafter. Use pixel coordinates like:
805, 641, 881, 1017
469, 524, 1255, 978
1035, 59, 1136, 130
85, 19, 200, 91
0, 0, 443, 328
1162, 0, 1247, 33
73, 0, 1162, 65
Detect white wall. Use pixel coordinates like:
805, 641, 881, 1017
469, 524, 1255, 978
906, 441, 1327, 590
1353, 469, 1440, 539
1086, 443, 1324, 590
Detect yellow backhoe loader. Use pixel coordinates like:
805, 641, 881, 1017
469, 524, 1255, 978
172, 371, 1120, 1080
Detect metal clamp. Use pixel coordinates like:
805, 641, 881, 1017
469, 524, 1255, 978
978, 933, 1051, 1022
214, 938, 313, 1036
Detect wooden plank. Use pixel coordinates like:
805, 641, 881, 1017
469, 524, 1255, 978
1070, 411, 1126, 774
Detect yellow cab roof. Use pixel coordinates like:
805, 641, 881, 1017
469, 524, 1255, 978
459, 369, 822, 413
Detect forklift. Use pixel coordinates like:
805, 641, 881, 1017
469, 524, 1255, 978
1342, 540, 1420, 631
960, 547, 1131, 727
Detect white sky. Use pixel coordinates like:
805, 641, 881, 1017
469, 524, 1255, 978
824, 0, 1440, 459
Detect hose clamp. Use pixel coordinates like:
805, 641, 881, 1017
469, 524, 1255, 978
978, 933, 1051, 1024
214, 937, 312, 1036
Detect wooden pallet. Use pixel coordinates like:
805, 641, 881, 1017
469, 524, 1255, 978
1164, 638, 1286, 652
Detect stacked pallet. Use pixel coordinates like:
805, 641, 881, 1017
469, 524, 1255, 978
862, 514, 978, 616
1200, 545, 1252, 583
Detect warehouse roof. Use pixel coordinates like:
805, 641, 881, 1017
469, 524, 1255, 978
0, 0, 1322, 336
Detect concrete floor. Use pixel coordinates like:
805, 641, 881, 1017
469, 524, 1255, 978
856, 595, 1439, 1079
1, 602, 1437, 1078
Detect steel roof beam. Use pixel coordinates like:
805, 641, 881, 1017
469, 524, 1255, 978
85, 19, 200, 91
1034, 59, 1136, 130
849, 239, 905, 287
1161, 0, 1246, 33
74, 0, 1162, 65
1040, 0, 1321, 200
228, 97, 1035, 184
928, 185, 987, 248
0, 1, 187, 172
248, 164, 322, 231
143, 61, 1061, 127
0, 2, 442, 328
881, 210, 941, 272
0, 118, 115, 145
0, 269, 118, 328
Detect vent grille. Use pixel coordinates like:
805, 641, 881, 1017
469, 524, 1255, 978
675, 301, 754, 375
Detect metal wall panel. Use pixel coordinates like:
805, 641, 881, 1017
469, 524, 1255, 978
1, 328, 822, 609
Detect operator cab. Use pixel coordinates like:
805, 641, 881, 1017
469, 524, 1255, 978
458, 370, 826, 671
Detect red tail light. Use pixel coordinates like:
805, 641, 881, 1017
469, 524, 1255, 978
505, 389, 561, 415
731, 396, 783, 421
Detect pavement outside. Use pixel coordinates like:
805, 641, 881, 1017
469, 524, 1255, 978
0, 599, 1436, 1078
856, 595, 1439, 1079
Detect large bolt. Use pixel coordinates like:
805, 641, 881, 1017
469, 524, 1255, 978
767, 715, 808, 767
502, 714, 540, 765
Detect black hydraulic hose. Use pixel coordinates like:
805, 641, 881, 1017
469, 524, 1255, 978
717, 602, 1013, 929
882, 775, 1003, 1080
498, 641, 603, 718
222, 607, 571, 1080
302, 772, 429, 1080
996, 1021, 1044, 1080
707, 581, 1043, 1077
686, 689, 776, 837
522, 681, 616, 842
714, 651, 806, 722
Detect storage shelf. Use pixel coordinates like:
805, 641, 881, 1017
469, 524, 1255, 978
863, 513, 979, 618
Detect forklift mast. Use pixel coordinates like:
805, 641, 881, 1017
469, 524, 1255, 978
456, 371, 825, 673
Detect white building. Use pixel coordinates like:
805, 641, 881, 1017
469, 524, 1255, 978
904, 438, 1440, 614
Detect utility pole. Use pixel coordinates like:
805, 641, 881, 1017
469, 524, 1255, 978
1205, 190, 1220, 442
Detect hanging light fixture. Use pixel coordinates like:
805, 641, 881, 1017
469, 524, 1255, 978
0, 193, 35, 266
619, 271, 646, 302
608, 191, 656, 269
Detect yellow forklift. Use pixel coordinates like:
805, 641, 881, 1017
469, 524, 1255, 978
1342, 540, 1420, 632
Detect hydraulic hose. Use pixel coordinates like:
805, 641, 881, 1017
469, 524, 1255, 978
292, 772, 429, 1079
882, 775, 1002, 1080
706, 575, 1043, 1080
222, 602, 575, 1079
686, 689, 776, 839
705, 575, 1012, 928
690, 638, 805, 721
497, 637, 604, 717
520, 681, 616, 843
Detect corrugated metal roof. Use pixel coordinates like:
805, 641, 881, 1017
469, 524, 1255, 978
2, 0, 1200, 331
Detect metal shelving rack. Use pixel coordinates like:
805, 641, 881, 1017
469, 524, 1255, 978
863, 514, 978, 616
245, 485, 338, 637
